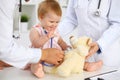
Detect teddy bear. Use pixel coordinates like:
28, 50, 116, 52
56, 36, 92, 77
43, 36, 92, 77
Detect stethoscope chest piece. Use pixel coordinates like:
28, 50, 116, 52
94, 9, 101, 17
94, 0, 101, 17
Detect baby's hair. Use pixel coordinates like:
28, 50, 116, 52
38, 0, 62, 19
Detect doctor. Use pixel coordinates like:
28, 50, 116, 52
0, 0, 64, 69
58, 0, 120, 70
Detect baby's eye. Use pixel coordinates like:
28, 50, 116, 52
56, 21, 59, 23
50, 21, 54, 23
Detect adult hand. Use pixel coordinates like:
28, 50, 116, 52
86, 42, 99, 59
41, 48, 64, 66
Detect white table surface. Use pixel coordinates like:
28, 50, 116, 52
0, 66, 118, 80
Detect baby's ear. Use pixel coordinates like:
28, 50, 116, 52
39, 15, 44, 21
86, 38, 92, 45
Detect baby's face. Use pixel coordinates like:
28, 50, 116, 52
40, 11, 61, 32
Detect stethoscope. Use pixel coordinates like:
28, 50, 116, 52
94, 0, 101, 17
42, 29, 54, 67
13, 0, 22, 39
44, 30, 53, 48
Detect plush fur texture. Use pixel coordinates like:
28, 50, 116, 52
43, 36, 92, 77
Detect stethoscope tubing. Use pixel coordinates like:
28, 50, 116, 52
44, 30, 53, 48
97, 0, 101, 9
94, 0, 101, 17
13, 0, 22, 39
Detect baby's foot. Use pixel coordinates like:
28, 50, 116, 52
31, 63, 44, 78
84, 60, 103, 72
24, 64, 31, 70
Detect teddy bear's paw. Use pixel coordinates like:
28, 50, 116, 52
57, 70, 70, 77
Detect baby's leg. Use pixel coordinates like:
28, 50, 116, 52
0, 67, 3, 70
84, 60, 103, 72
0, 61, 11, 70
31, 63, 44, 78
0, 62, 4, 70
24, 64, 31, 70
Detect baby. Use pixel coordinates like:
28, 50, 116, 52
29, 0, 69, 78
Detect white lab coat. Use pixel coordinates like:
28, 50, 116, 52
58, 0, 120, 67
0, 0, 41, 68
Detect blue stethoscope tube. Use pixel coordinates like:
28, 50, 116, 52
44, 30, 53, 48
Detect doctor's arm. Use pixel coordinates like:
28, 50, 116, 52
0, 48, 64, 68
1, 45, 64, 68
97, 0, 120, 52
86, 1, 120, 58
58, 0, 78, 36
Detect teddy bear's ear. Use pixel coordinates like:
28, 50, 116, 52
69, 36, 78, 47
86, 38, 92, 45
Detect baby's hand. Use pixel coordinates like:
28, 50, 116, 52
47, 30, 55, 38
64, 45, 72, 53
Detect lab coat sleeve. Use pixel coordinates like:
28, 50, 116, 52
97, 0, 120, 52
58, 0, 78, 37
0, 42, 41, 69
0, 0, 41, 69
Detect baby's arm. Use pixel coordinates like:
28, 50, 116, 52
29, 28, 49, 48
58, 37, 70, 50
